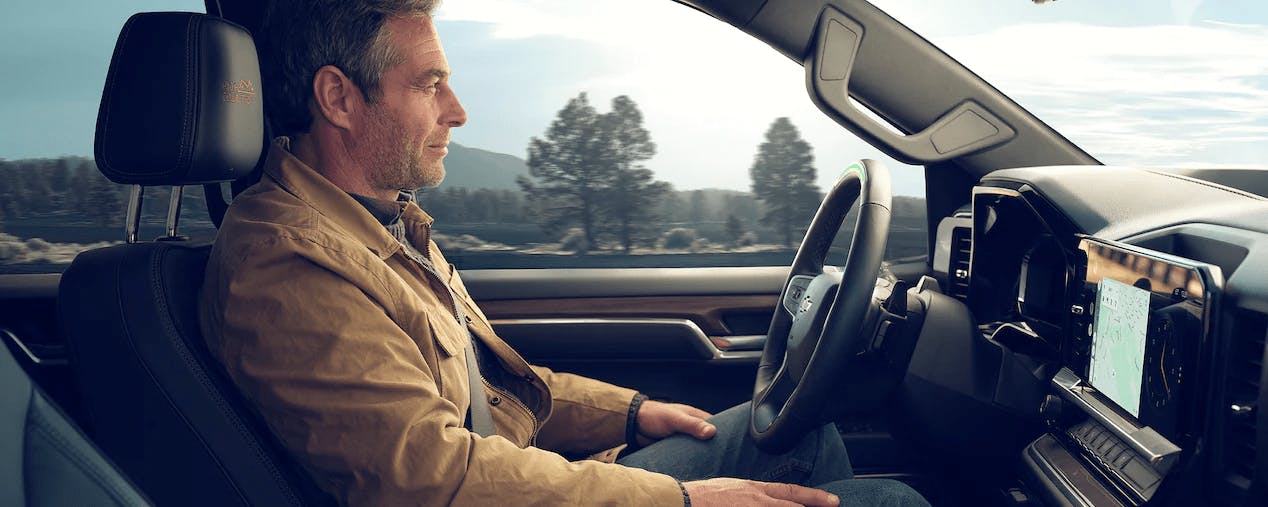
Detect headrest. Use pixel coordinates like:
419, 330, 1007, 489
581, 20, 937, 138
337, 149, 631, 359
95, 13, 263, 186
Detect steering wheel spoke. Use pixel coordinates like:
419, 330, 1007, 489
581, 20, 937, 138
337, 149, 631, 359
752, 363, 798, 432
781, 275, 817, 317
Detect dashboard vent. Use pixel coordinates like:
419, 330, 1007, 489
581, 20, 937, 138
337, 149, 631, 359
949, 226, 972, 300
1219, 310, 1266, 500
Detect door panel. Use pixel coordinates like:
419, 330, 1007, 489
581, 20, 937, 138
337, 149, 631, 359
480, 294, 777, 336
467, 267, 790, 412
490, 318, 763, 362
462, 266, 791, 299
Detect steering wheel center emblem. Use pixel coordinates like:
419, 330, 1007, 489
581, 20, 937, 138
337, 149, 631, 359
798, 295, 814, 315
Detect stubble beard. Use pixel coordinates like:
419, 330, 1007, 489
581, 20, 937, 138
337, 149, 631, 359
362, 106, 445, 193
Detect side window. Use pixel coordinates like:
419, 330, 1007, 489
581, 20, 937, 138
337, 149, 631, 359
0, 1, 209, 275
428, 3, 926, 270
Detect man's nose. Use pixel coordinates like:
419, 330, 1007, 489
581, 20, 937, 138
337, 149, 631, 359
441, 87, 467, 128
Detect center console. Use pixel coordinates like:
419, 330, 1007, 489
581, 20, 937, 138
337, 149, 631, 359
918, 180, 1236, 506
1019, 235, 1222, 506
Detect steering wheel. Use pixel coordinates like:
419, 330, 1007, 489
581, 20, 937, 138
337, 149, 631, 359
750, 159, 892, 454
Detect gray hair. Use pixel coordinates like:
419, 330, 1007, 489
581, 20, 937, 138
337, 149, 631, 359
261, 0, 441, 135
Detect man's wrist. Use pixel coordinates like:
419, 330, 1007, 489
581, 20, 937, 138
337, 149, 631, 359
625, 393, 649, 447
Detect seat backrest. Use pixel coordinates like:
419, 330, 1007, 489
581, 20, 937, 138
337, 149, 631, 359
58, 12, 333, 507
60, 243, 332, 506
0, 329, 150, 506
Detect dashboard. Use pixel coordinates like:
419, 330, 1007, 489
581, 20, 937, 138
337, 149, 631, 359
925, 166, 1268, 507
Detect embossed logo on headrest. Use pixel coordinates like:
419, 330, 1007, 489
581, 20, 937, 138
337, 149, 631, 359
222, 80, 256, 104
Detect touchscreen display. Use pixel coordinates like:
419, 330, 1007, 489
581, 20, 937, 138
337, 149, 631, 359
1074, 237, 1218, 441
1088, 278, 1151, 417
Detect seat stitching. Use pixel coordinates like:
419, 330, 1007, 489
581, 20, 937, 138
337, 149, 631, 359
97, 16, 137, 177
97, 247, 278, 505
179, 15, 196, 176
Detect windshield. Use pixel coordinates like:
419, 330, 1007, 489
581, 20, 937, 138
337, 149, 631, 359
871, 0, 1268, 168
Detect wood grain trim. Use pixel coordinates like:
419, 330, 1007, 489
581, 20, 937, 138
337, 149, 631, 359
478, 295, 778, 336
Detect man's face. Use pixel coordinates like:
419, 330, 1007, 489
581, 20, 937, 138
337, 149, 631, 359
350, 16, 465, 192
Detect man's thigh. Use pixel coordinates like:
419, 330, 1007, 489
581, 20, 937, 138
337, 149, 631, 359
617, 402, 932, 507
616, 402, 852, 486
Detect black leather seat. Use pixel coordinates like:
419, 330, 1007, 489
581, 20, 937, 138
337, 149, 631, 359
58, 12, 332, 507
0, 336, 150, 506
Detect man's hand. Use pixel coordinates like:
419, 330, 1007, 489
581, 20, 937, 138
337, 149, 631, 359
684, 478, 840, 507
636, 400, 715, 446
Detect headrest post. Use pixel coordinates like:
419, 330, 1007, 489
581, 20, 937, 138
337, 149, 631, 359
125, 185, 145, 244
166, 185, 185, 239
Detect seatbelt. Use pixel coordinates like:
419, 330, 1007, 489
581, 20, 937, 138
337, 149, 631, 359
395, 236, 496, 437
462, 330, 496, 437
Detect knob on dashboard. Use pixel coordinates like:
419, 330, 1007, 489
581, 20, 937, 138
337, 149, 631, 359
1040, 394, 1064, 424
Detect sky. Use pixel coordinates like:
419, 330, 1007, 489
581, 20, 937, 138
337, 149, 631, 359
3, 0, 1267, 197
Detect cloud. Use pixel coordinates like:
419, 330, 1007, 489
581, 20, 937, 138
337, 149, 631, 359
437, 1, 1267, 197
438, 1, 925, 195
939, 22, 1268, 167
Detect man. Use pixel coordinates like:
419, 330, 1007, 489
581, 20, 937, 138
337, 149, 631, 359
200, 1, 930, 505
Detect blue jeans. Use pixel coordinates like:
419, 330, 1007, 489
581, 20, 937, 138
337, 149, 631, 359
617, 403, 930, 507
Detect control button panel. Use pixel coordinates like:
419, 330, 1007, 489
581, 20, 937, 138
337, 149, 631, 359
1066, 420, 1163, 502
783, 275, 815, 315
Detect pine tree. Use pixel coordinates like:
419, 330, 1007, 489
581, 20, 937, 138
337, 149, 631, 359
749, 117, 820, 247
595, 96, 667, 254
518, 93, 610, 248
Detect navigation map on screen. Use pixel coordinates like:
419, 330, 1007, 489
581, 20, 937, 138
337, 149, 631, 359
1088, 278, 1151, 417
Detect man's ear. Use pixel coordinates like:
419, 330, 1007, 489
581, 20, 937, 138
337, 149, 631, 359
310, 65, 361, 131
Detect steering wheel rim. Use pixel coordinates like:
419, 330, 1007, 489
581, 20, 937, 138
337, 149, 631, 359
749, 159, 892, 454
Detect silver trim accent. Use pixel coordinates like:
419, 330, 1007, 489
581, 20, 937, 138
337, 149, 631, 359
914, 275, 941, 294
1, 328, 68, 366
125, 185, 144, 244
718, 335, 767, 352
1052, 368, 1181, 473
1230, 404, 1255, 415
462, 266, 791, 301
973, 186, 1025, 198
165, 185, 184, 238
487, 317, 763, 363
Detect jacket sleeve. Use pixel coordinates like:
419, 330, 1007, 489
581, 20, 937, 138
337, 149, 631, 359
531, 365, 640, 456
204, 238, 683, 507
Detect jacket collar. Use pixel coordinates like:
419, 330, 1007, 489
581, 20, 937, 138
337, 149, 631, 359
262, 137, 435, 260
348, 192, 407, 226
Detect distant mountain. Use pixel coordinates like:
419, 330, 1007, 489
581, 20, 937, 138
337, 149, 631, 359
438, 143, 528, 191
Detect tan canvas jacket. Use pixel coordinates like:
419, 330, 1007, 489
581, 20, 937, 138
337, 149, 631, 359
199, 138, 684, 506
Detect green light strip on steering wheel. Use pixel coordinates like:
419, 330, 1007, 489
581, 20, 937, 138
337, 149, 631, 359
841, 162, 866, 184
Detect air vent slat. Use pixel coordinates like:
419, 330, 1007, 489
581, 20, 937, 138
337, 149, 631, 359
1217, 310, 1266, 505
948, 226, 972, 300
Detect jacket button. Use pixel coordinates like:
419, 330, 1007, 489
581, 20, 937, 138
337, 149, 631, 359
489, 396, 502, 406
